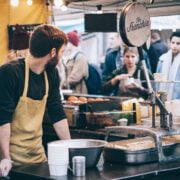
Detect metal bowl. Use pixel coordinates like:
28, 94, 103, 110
49, 139, 107, 168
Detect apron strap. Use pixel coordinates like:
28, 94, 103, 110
23, 58, 49, 98
23, 58, 29, 97
44, 71, 49, 98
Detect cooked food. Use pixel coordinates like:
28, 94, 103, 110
87, 98, 96, 102
103, 98, 110, 101
105, 135, 180, 151
78, 97, 88, 102
163, 135, 180, 143
95, 98, 104, 101
106, 138, 155, 151
67, 96, 78, 102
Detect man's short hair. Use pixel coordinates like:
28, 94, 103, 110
170, 31, 180, 41
29, 24, 67, 58
151, 30, 161, 41
123, 47, 138, 56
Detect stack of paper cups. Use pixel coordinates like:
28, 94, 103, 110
48, 142, 69, 176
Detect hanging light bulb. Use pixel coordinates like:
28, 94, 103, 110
97, 5, 103, 14
61, 5, 67, 11
172, 28, 177, 32
54, 0, 63, 7
10, 0, 19, 7
27, 0, 33, 6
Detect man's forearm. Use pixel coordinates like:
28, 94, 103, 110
0, 123, 11, 160
53, 119, 71, 140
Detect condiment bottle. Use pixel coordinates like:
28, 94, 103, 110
72, 156, 86, 177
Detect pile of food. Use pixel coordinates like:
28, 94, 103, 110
105, 135, 180, 151
85, 112, 116, 129
66, 96, 109, 105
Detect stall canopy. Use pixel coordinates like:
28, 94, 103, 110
53, 0, 180, 32
62, 0, 180, 16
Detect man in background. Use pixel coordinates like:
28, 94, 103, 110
156, 31, 180, 100
148, 30, 168, 73
59, 30, 89, 94
102, 33, 126, 82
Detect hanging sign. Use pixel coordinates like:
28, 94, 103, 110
119, 2, 151, 47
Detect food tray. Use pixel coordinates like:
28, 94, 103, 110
79, 100, 120, 112
84, 111, 134, 130
103, 136, 179, 164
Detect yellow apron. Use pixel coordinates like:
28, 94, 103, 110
10, 58, 49, 165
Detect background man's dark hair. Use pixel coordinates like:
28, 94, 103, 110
170, 31, 180, 41
151, 30, 161, 41
29, 24, 67, 58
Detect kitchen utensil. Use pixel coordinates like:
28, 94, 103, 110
50, 139, 107, 168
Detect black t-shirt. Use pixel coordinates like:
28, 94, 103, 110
0, 58, 66, 125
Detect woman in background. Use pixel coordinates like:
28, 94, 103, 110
102, 47, 151, 99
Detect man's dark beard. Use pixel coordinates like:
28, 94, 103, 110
46, 55, 59, 70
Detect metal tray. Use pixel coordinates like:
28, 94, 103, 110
103, 137, 178, 164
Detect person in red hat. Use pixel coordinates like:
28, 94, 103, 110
58, 30, 89, 94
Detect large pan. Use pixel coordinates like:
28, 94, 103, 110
103, 137, 178, 164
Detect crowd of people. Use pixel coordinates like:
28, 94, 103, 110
5, 27, 180, 100
57, 30, 180, 101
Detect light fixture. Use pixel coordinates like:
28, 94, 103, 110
172, 28, 176, 32
61, 5, 67, 11
27, 0, 33, 6
10, 0, 19, 7
97, 5, 102, 14
150, 0, 155, 4
54, 0, 63, 7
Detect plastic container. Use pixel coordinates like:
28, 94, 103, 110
117, 118, 128, 126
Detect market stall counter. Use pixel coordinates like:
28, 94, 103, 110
10, 159, 180, 180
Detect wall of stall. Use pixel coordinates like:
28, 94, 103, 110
0, 0, 49, 64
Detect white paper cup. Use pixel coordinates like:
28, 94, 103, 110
49, 163, 68, 176
154, 73, 166, 82
117, 118, 128, 126
48, 142, 69, 165
48, 158, 69, 165
124, 77, 135, 86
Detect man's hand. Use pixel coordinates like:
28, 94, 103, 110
0, 123, 11, 177
0, 159, 12, 177
53, 119, 71, 140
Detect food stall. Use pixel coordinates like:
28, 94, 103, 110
5, 0, 180, 179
